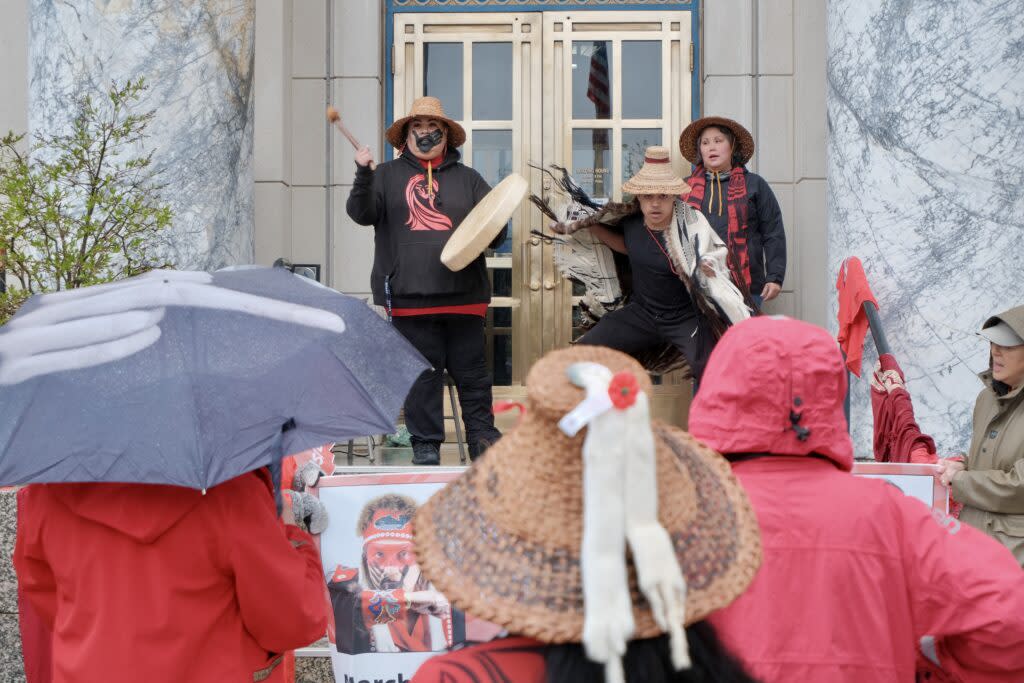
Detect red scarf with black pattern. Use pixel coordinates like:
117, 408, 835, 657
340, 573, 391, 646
685, 164, 751, 290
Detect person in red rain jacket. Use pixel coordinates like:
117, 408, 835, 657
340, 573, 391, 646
14, 469, 328, 683
687, 315, 1024, 683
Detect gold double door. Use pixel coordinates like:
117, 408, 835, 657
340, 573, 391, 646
393, 10, 695, 424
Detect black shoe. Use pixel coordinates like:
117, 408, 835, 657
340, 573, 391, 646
468, 435, 500, 462
411, 442, 440, 466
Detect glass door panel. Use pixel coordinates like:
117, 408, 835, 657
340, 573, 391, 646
570, 128, 612, 200
471, 128, 514, 384
424, 43, 464, 117
621, 41, 662, 119
623, 128, 664, 178
572, 41, 613, 120
472, 43, 513, 120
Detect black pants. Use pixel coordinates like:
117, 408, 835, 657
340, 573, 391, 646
391, 314, 501, 451
576, 302, 711, 381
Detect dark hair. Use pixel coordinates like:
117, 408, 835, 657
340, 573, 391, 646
544, 621, 760, 683
695, 125, 744, 168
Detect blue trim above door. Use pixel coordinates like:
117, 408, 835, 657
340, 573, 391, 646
383, 1, 702, 161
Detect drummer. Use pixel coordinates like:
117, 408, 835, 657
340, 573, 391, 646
347, 96, 505, 465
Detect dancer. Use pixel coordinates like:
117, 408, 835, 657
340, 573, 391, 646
539, 146, 749, 382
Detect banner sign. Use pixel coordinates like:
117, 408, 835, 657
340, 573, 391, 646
852, 462, 949, 513
317, 468, 497, 683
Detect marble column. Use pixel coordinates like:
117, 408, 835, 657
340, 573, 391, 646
0, 491, 25, 681
827, 0, 1024, 456
29, 0, 255, 271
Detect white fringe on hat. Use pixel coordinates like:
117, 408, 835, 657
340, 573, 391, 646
559, 362, 691, 683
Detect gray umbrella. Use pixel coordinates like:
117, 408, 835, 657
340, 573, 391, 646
0, 267, 428, 489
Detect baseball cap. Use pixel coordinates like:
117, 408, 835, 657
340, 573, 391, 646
978, 321, 1024, 347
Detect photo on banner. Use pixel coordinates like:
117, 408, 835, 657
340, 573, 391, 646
852, 462, 949, 513
317, 469, 501, 682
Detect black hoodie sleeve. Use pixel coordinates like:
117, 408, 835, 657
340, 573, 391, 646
754, 176, 786, 285
346, 164, 382, 226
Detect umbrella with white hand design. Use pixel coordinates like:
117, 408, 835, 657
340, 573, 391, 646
0, 267, 428, 489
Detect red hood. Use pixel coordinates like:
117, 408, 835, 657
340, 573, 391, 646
689, 316, 853, 470
47, 483, 203, 543
44, 471, 272, 544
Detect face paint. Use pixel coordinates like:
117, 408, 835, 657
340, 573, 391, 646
413, 129, 444, 153
365, 539, 416, 590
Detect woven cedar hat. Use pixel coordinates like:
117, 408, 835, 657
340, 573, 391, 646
414, 345, 762, 647
678, 116, 755, 166
622, 146, 690, 196
385, 96, 467, 150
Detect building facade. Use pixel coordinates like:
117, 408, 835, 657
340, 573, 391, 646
9, 2, 1014, 452
250, 0, 828, 421
2, 0, 827, 424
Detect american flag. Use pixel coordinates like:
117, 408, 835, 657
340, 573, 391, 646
586, 42, 610, 145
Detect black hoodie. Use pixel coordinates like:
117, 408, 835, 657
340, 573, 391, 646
346, 148, 505, 309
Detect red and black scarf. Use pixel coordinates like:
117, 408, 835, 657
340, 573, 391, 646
684, 164, 751, 290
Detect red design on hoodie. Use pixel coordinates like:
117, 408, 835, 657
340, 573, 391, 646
404, 172, 452, 231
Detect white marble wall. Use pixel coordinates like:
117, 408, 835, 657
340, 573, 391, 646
827, 0, 1024, 456
30, 0, 256, 271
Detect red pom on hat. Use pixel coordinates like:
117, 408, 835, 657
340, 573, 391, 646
608, 372, 640, 410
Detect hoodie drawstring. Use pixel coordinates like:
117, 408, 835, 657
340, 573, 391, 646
708, 171, 725, 216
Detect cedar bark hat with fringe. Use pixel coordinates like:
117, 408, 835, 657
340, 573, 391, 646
622, 146, 690, 196
385, 96, 467, 150
678, 116, 755, 165
414, 345, 762, 651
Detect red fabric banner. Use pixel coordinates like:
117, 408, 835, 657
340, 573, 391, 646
835, 257, 878, 377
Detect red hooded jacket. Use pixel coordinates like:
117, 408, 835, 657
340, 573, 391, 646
689, 316, 1024, 683
14, 470, 328, 682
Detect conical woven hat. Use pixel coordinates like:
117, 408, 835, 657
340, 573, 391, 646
414, 346, 762, 645
678, 116, 755, 166
386, 96, 467, 149
622, 146, 690, 196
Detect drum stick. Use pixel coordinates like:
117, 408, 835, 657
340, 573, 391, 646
326, 106, 361, 148
326, 106, 375, 169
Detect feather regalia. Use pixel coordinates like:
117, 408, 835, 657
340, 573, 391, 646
529, 165, 751, 376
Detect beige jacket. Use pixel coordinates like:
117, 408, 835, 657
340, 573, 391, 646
953, 305, 1024, 566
